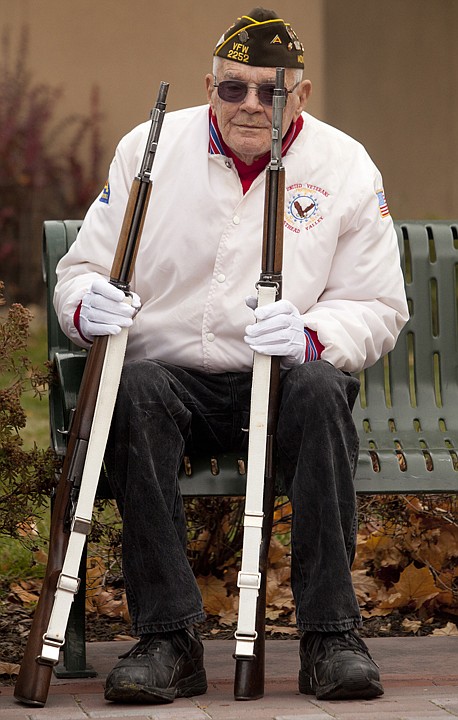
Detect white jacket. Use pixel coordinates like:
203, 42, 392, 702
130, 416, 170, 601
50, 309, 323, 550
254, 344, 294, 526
54, 105, 408, 373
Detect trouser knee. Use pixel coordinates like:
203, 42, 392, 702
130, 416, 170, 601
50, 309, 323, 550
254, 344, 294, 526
117, 359, 168, 405
280, 360, 360, 416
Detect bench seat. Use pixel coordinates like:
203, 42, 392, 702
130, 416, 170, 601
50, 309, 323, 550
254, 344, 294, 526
42, 218, 458, 676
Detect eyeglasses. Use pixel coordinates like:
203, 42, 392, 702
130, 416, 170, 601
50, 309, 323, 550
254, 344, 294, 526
213, 78, 299, 107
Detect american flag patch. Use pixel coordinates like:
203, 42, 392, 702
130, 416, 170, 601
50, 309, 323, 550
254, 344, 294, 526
376, 189, 390, 218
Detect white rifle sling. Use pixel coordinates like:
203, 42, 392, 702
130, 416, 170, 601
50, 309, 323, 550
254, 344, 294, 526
235, 282, 277, 658
40, 323, 129, 664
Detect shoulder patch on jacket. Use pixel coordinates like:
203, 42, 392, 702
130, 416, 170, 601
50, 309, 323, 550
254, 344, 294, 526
376, 189, 390, 218
99, 180, 110, 204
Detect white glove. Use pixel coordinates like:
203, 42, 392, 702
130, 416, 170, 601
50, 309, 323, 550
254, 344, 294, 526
244, 296, 305, 369
79, 277, 141, 342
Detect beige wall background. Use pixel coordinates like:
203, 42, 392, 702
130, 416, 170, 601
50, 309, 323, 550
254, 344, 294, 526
0, 1, 324, 164
324, 0, 458, 219
1, 0, 456, 219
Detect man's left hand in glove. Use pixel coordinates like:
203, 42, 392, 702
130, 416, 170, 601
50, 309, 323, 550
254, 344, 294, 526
244, 297, 307, 369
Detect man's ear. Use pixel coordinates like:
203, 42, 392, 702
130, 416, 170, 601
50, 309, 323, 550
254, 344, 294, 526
293, 79, 312, 120
205, 74, 215, 108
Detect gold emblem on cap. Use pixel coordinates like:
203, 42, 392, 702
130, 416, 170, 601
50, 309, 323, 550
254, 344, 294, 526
271, 34, 282, 44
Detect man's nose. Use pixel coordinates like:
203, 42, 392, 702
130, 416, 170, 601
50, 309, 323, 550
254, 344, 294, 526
240, 87, 264, 111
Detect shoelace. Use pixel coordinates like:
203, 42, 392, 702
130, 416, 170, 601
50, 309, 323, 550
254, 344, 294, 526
305, 631, 373, 664
118, 633, 175, 659
134, 635, 166, 657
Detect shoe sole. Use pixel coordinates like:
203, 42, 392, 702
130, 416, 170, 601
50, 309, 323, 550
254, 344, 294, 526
299, 669, 384, 700
104, 668, 208, 704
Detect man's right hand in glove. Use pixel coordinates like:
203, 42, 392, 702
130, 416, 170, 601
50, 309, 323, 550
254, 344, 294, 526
77, 277, 141, 343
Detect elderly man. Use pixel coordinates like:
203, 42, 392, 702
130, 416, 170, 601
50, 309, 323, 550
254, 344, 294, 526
54, 7, 408, 706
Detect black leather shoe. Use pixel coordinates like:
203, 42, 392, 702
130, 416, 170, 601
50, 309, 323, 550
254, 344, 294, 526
299, 629, 384, 700
104, 627, 207, 703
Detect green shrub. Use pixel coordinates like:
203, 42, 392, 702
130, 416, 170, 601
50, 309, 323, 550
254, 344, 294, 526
0, 282, 58, 543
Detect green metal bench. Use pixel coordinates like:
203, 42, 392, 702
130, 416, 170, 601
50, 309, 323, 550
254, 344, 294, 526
43, 218, 458, 676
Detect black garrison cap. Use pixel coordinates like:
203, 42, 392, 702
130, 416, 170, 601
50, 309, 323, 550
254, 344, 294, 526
214, 7, 304, 69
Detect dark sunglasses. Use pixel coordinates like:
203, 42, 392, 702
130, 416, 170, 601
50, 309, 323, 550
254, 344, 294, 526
213, 79, 298, 107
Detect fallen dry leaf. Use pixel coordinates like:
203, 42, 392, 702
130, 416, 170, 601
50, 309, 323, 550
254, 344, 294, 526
217, 595, 239, 626
266, 625, 298, 635
419, 526, 458, 570
86, 588, 124, 618
268, 537, 290, 566
266, 585, 294, 611
433, 568, 458, 610
197, 575, 228, 616
431, 622, 458, 636
380, 563, 440, 610
9, 581, 41, 606
265, 607, 285, 621
33, 549, 48, 565
188, 530, 210, 553
16, 517, 38, 537
401, 618, 422, 633
361, 607, 392, 618
273, 500, 292, 535
266, 566, 293, 609
351, 569, 380, 604
0, 660, 21, 677
86, 555, 107, 590
356, 531, 404, 568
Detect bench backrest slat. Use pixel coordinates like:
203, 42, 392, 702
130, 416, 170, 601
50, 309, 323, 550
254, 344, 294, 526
353, 221, 458, 492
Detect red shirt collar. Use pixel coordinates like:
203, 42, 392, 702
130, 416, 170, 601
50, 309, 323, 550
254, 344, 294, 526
209, 110, 304, 193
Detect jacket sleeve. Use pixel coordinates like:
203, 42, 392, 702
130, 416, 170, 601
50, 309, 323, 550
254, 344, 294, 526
302, 163, 409, 373
53, 125, 146, 347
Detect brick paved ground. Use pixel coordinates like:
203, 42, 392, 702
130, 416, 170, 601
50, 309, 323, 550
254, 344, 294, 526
1, 637, 458, 719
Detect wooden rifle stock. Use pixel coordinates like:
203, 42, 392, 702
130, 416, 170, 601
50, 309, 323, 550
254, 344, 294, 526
234, 68, 286, 700
14, 81, 169, 708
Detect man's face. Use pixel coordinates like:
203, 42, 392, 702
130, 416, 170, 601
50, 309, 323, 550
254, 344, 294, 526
206, 60, 312, 165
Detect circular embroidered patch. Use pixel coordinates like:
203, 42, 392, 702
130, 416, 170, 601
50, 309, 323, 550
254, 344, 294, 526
284, 183, 329, 232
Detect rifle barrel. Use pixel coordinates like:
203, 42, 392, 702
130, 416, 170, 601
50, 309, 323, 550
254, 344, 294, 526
234, 67, 287, 700
14, 81, 169, 708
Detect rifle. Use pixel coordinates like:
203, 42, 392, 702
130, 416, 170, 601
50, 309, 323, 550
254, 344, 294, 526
234, 67, 286, 700
14, 80, 169, 708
